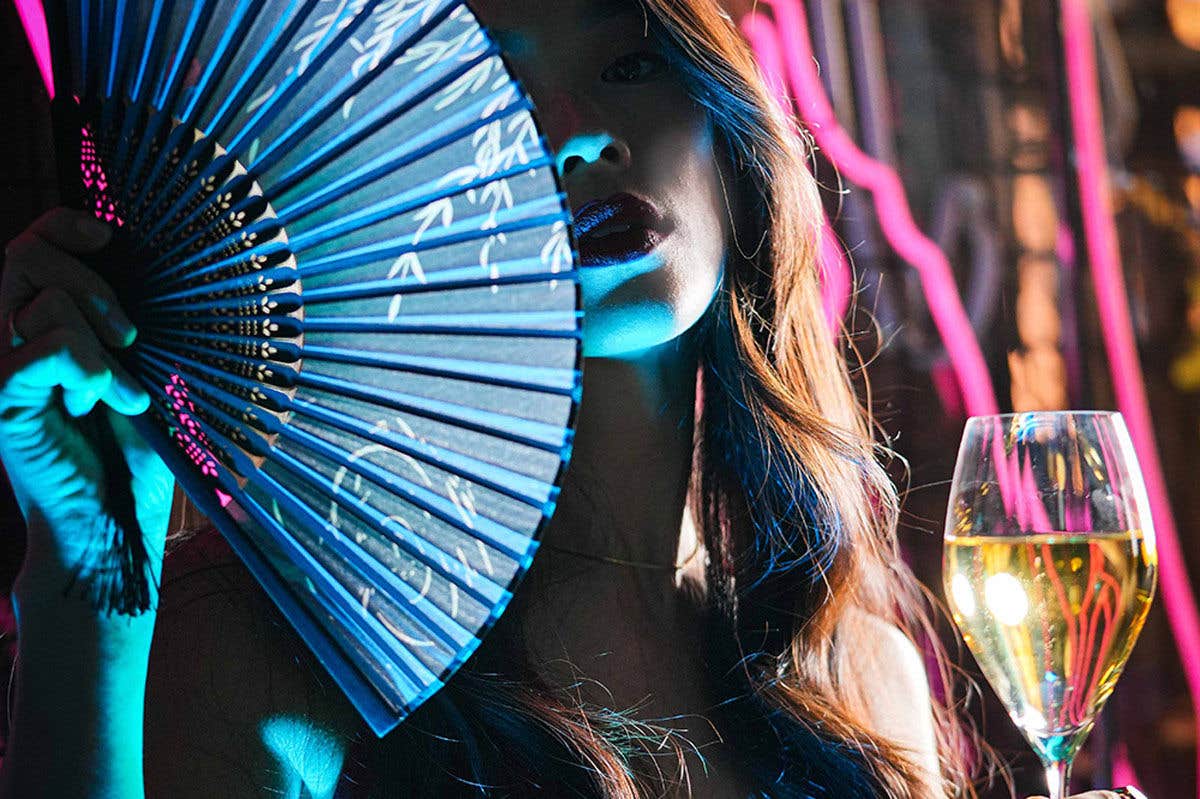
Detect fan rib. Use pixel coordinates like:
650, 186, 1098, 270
103, 0, 128, 99
144, 237, 292, 293
142, 343, 560, 509
148, 260, 546, 309
144, 35, 496, 245
297, 371, 570, 453
128, 1, 167, 102
280, 95, 530, 226
137, 350, 549, 566
250, 1, 470, 176
204, 0, 322, 138
301, 310, 580, 335
259, 51, 499, 201
231, 483, 436, 699
300, 261, 563, 299
151, 0, 214, 113
146, 265, 301, 307
224, 0, 397, 157
100, 0, 170, 182
122, 0, 262, 216
144, 375, 482, 657
199, 493, 409, 732
126, 0, 322, 228
178, 0, 260, 123
264, 443, 512, 609
296, 210, 569, 280
276, 424, 534, 561
147, 201, 566, 298
285, 155, 553, 255
278, 422, 532, 554
146, 147, 548, 288
253, 454, 480, 649
301, 345, 576, 395
288, 395, 558, 508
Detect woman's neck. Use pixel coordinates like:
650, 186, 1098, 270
541, 334, 700, 574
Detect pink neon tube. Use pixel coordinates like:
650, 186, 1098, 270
744, 0, 998, 417
1062, 0, 1200, 792
12, 0, 53, 99
742, 13, 851, 335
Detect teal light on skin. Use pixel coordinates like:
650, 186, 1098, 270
260, 715, 347, 799
477, 0, 733, 361
579, 248, 724, 358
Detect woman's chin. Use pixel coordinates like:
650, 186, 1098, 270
580, 297, 716, 359
580, 301, 683, 358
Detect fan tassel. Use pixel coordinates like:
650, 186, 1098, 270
62, 406, 158, 616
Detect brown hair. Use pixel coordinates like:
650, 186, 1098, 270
168, 1, 985, 795
651, 1, 980, 794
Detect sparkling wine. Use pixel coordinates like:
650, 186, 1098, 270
944, 531, 1156, 763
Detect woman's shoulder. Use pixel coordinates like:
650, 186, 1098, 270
841, 608, 942, 793
145, 527, 366, 799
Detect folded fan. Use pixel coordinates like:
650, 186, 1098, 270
23, 0, 581, 737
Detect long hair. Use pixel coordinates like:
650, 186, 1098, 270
168, 1, 983, 796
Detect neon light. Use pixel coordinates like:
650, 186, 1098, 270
12, 0, 53, 99
743, 2, 998, 416
1110, 740, 1139, 790
818, 223, 852, 334
740, 14, 850, 335
1061, 1, 1200, 792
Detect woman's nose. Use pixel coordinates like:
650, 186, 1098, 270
554, 131, 631, 178
535, 89, 631, 178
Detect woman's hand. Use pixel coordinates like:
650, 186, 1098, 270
1027, 787, 1147, 791
0, 207, 179, 799
0, 206, 172, 606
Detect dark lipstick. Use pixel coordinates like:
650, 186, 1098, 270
572, 193, 668, 267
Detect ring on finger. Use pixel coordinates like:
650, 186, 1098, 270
4, 307, 23, 349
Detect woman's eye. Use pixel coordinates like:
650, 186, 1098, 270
600, 51, 668, 83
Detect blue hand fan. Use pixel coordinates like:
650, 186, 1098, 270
26, 0, 581, 737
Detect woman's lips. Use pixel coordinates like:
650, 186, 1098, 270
572, 193, 668, 267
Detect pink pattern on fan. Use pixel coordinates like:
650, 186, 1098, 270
80, 124, 125, 227
164, 373, 220, 480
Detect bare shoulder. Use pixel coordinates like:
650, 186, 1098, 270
842, 608, 941, 790
144, 532, 364, 799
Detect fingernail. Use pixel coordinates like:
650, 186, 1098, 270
91, 296, 136, 345
115, 382, 150, 413
113, 319, 137, 347
76, 215, 111, 244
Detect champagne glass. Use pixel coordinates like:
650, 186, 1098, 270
943, 412, 1157, 799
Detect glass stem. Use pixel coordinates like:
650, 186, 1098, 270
1044, 760, 1072, 799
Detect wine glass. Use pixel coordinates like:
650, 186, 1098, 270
943, 411, 1157, 799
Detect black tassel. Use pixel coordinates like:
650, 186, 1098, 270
61, 406, 157, 616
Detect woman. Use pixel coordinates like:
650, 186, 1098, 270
0, 0, 1137, 796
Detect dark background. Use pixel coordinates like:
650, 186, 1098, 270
2, 0, 1198, 795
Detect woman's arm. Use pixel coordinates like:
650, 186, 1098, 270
0, 564, 157, 798
0, 208, 172, 798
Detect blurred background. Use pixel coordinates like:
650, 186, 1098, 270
2, 0, 1198, 795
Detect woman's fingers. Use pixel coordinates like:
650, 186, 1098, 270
11, 287, 147, 415
1, 208, 133, 351
22, 206, 113, 253
0, 323, 148, 418
1026, 792, 1128, 799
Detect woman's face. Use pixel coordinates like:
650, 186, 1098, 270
473, 0, 732, 357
